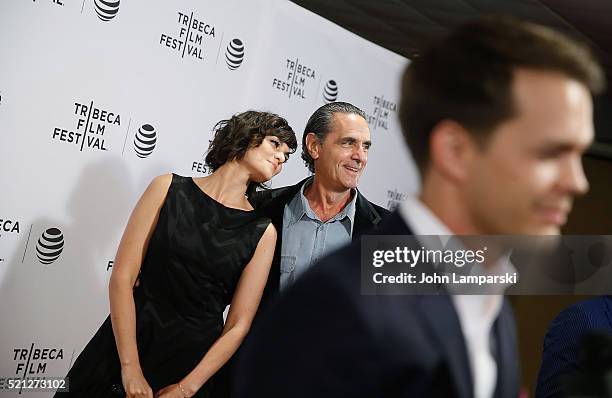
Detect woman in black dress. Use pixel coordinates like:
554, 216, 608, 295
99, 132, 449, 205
56, 111, 296, 398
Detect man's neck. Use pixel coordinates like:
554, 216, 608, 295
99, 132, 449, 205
420, 176, 480, 236
304, 176, 353, 222
418, 185, 508, 268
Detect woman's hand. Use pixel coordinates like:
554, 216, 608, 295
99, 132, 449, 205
155, 383, 190, 398
121, 364, 153, 398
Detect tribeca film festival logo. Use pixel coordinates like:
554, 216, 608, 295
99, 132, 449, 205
191, 147, 213, 174
93, 0, 119, 21
0, 218, 20, 239
52, 101, 121, 152
0, 217, 21, 263
365, 95, 397, 131
10, 344, 65, 383
386, 189, 408, 211
35, 228, 64, 265
272, 58, 317, 100
133, 124, 157, 158
191, 159, 209, 175
225, 39, 245, 70
159, 11, 217, 62
31, 0, 64, 6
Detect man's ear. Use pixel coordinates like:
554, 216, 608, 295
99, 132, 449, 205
305, 132, 320, 160
429, 120, 478, 182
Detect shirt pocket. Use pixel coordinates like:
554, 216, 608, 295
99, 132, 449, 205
280, 255, 297, 273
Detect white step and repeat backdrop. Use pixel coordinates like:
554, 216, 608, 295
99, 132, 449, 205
0, 0, 419, 394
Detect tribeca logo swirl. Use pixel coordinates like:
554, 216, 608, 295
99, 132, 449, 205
225, 39, 244, 70
36, 228, 64, 265
134, 124, 157, 158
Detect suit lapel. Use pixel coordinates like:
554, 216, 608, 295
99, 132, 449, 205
386, 212, 472, 398
492, 299, 519, 398
419, 295, 473, 398
603, 296, 612, 328
352, 190, 383, 242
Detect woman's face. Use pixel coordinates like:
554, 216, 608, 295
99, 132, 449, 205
242, 135, 292, 182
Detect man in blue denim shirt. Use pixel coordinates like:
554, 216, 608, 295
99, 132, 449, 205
250, 101, 390, 309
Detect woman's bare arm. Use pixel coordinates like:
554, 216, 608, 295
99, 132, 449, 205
109, 174, 172, 398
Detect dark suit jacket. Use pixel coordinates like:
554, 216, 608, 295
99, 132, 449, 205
234, 211, 519, 398
536, 296, 612, 398
249, 177, 391, 312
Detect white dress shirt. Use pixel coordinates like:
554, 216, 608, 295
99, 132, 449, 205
399, 196, 514, 398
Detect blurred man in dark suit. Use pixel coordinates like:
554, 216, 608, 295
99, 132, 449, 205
536, 296, 612, 397
235, 16, 605, 398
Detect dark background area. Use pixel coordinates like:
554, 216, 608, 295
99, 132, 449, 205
291, 0, 612, 151
290, 0, 612, 393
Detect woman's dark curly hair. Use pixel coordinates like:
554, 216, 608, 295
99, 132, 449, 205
205, 111, 297, 191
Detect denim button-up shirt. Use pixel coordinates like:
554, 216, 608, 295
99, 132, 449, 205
279, 178, 357, 291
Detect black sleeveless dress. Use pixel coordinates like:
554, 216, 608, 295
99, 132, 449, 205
55, 174, 271, 397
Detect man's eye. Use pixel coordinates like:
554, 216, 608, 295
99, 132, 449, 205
537, 148, 564, 159
271, 139, 280, 147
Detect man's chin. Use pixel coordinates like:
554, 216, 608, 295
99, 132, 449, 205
528, 224, 562, 236
341, 183, 359, 191
495, 222, 561, 236
339, 177, 360, 190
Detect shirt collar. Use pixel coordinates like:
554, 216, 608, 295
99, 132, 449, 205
286, 176, 357, 228
399, 195, 452, 236
398, 195, 515, 294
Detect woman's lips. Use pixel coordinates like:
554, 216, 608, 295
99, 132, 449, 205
268, 160, 280, 172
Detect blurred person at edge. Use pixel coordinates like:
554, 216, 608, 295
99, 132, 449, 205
536, 296, 612, 397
